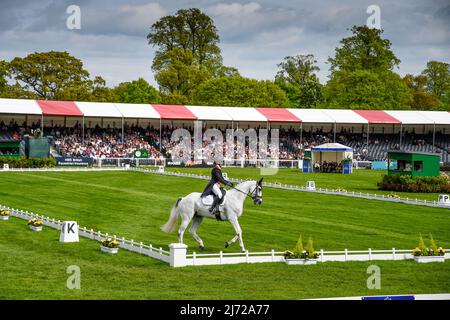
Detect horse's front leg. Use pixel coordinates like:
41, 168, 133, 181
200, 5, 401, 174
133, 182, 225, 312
228, 216, 245, 252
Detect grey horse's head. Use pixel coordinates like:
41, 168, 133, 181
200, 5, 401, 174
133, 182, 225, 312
252, 178, 263, 205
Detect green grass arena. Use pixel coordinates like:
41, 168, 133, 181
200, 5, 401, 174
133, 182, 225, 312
1, 168, 449, 299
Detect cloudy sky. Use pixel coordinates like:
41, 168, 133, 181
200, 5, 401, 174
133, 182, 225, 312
1, 0, 449, 88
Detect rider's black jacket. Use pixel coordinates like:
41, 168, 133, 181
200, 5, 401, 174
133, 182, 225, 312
201, 167, 232, 197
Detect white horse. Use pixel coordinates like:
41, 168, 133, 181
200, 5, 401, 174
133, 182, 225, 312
161, 178, 263, 252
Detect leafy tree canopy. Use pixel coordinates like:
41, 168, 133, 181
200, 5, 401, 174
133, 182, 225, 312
193, 76, 289, 108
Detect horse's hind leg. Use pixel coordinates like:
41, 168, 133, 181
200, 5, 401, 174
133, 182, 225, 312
225, 235, 239, 248
177, 216, 190, 244
189, 216, 205, 250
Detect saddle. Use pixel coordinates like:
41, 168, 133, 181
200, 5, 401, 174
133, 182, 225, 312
201, 188, 227, 206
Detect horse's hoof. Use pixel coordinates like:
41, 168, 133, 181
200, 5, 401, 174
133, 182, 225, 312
225, 242, 229, 248
199, 245, 205, 251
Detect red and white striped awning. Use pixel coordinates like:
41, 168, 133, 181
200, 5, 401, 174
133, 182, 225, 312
256, 108, 301, 122
0, 98, 42, 115
75, 102, 123, 118
152, 105, 197, 120
384, 110, 435, 124
36, 100, 83, 117
0, 98, 449, 125
114, 103, 160, 119
186, 106, 233, 121
353, 110, 401, 124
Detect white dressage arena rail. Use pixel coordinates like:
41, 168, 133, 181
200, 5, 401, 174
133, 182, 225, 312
1, 204, 170, 265
1, 203, 448, 268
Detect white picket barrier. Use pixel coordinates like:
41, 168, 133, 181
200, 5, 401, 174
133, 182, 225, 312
1, 204, 170, 264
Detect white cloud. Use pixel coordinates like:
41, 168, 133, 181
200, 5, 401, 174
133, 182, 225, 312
207, 2, 261, 17
118, 3, 168, 35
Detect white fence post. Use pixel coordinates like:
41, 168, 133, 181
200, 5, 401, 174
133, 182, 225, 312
344, 249, 348, 261
392, 248, 396, 260
169, 243, 188, 268
368, 248, 372, 261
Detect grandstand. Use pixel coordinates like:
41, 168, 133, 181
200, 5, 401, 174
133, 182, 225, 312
0, 98, 449, 163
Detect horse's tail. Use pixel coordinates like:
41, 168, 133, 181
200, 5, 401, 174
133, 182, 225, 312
161, 198, 182, 233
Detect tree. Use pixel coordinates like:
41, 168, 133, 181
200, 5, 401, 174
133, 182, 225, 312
275, 54, 323, 108
324, 25, 410, 109
0, 60, 37, 99
193, 76, 289, 107
328, 25, 400, 73
402, 74, 439, 110
153, 48, 210, 102
147, 8, 221, 68
0, 60, 8, 90
113, 78, 160, 103
8, 51, 101, 101
323, 70, 412, 109
421, 61, 450, 99
147, 8, 237, 102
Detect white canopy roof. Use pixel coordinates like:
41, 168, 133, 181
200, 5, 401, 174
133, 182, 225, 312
322, 109, 368, 124
288, 109, 335, 123
221, 107, 268, 122
417, 111, 450, 125
186, 105, 233, 121
75, 102, 123, 118
384, 110, 435, 124
312, 142, 353, 151
0, 98, 42, 115
114, 103, 160, 119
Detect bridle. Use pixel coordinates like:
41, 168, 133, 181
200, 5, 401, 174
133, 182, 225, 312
231, 183, 262, 202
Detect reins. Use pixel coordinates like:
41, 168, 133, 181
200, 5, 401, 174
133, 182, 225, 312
230, 184, 259, 200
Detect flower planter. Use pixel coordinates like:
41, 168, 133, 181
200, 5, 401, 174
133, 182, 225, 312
414, 256, 445, 263
0, 215, 9, 221
29, 225, 43, 231
101, 245, 119, 254
285, 259, 317, 265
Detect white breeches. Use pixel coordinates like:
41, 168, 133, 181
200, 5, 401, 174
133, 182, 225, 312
212, 183, 222, 199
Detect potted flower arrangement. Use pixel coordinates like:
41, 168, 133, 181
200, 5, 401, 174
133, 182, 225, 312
412, 234, 445, 263
0, 209, 10, 220
101, 238, 120, 254
27, 218, 43, 231
284, 236, 319, 265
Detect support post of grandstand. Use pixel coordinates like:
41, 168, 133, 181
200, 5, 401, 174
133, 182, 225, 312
367, 123, 370, 157
333, 122, 336, 143
121, 116, 124, 144
432, 122, 435, 149
82, 116, 85, 144
159, 118, 162, 152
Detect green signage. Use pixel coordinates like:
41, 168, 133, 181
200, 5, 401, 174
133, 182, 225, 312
134, 149, 149, 159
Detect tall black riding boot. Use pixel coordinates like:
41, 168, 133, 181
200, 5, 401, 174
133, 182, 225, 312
209, 196, 220, 214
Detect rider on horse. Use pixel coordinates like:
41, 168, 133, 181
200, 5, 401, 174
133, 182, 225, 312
201, 161, 234, 215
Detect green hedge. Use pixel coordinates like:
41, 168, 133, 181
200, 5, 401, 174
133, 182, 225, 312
378, 174, 450, 193
0, 157, 56, 168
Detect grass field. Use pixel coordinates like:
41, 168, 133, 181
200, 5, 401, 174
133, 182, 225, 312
1, 170, 449, 299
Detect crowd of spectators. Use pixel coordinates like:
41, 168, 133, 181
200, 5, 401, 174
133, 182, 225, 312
0, 120, 448, 163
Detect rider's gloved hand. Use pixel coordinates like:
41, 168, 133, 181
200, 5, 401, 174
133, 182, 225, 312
227, 182, 234, 187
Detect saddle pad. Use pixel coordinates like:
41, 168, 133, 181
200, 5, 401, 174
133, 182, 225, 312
201, 195, 226, 206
